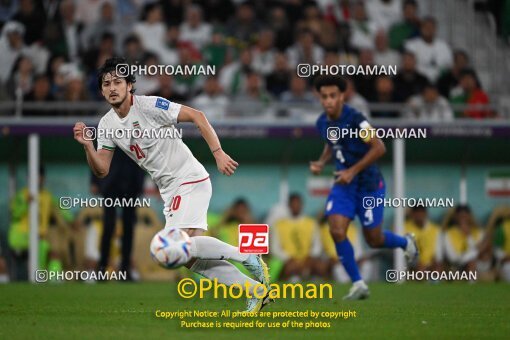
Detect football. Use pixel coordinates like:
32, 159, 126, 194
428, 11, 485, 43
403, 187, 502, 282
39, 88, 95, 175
150, 228, 192, 269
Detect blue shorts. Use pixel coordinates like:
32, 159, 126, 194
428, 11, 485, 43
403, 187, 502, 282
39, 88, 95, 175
324, 180, 385, 228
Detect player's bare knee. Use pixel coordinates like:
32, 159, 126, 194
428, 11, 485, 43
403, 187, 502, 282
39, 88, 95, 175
329, 226, 347, 242
328, 215, 350, 242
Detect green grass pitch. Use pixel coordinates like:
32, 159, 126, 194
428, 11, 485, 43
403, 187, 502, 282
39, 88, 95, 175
0, 282, 508, 339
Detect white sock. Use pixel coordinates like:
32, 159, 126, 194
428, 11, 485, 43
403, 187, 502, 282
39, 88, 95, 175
190, 259, 264, 296
190, 236, 249, 263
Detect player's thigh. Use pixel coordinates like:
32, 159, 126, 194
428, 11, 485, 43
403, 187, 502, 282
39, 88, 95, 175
325, 184, 355, 241
163, 179, 212, 230
356, 186, 385, 246
326, 184, 356, 235
325, 184, 356, 216
356, 185, 385, 230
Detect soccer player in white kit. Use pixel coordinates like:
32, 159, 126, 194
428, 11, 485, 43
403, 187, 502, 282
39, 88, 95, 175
73, 58, 270, 311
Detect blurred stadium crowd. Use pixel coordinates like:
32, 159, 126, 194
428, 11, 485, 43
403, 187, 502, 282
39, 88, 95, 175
0, 0, 503, 119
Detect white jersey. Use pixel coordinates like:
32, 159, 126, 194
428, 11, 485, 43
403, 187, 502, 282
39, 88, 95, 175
97, 95, 209, 196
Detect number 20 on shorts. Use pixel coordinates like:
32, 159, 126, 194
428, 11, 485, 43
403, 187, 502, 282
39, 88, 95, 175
169, 195, 181, 211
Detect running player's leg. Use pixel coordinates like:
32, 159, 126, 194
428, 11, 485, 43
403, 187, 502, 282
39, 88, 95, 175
189, 260, 268, 312
160, 179, 270, 310
328, 214, 362, 283
164, 179, 246, 265
184, 230, 264, 291
182, 228, 268, 311
362, 224, 406, 249
189, 236, 270, 287
163, 180, 247, 265
183, 228, 250, 269
326, 185, 369, 299
357, 183, 418, 264
164, 179, 269, 286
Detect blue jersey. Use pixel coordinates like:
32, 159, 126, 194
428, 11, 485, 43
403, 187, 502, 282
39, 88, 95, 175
316, 104, 383, 193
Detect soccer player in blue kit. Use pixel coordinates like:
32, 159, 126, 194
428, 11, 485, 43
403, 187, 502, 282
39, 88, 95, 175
310, 75, 418, 300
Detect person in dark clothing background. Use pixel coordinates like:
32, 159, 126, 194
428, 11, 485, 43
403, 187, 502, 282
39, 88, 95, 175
90, 148, 145, 281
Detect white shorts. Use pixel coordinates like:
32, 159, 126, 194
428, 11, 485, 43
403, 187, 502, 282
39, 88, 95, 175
161, 176, 212, 230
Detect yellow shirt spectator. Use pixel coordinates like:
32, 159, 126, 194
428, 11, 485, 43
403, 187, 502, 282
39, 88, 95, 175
405, 219, 441, 268
444, 225, 482, 266
9, 188, 72, 251
446, 226, 482, 253
494, 219, 510, 256
273, 216, 320, 261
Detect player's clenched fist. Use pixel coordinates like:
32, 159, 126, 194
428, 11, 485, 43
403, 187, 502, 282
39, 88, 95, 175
73, 122, 92, 146
214, 149, 238, 176
309, 160, 324, 175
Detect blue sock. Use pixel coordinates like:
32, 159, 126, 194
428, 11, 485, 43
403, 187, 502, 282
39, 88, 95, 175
335, 239, 362, 282
382, 230, 408, 249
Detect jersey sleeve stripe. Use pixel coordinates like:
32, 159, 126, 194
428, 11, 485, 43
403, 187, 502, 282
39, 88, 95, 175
102, 145, 115, 151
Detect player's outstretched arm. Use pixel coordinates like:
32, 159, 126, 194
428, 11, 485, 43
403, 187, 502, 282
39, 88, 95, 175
73, 122, 113, 178
335, 137, 386, 185
310, 143, 332, 175
177, 105, 238, 176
